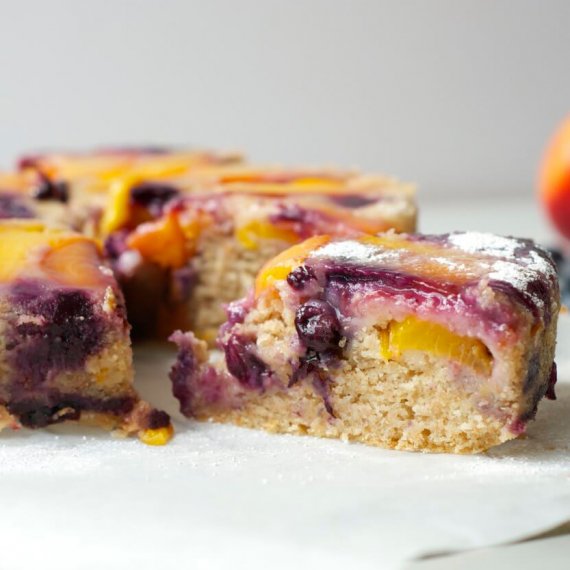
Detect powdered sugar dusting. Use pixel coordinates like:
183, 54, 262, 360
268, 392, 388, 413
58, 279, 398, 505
313, 233, 556, 285
448, 232, 520, 257
312, 239, 401, 264
309, 233, 557, 317
488, 260, 546, 307
448, 232, 556, 278
448, 232, 557, 309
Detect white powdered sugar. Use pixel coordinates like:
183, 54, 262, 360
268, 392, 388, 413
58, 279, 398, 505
311, 239, 401, 264
447, 232, 521, 257
448, 232, 557, 293
310, 233, 557, 310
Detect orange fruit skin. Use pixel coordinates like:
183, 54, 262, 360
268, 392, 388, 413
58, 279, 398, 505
540, 116, 570, 239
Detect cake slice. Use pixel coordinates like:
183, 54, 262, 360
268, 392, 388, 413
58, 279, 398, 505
0, 220, 172, 444
102, 166, 416, 340
170, 232, 559, 453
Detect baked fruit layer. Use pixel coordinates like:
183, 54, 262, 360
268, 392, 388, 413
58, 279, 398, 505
0, 220, 172, 443
19, 147, 242, 233
0, 172, 69, 227
169, 232, 559, 453
101, 166, 416, 340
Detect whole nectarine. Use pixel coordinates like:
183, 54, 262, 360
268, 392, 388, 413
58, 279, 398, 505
540, 116, 570, 239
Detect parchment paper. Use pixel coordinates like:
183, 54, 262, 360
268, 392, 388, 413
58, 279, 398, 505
0, 319, 568, 570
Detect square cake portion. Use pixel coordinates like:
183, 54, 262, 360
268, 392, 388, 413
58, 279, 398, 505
0, 220, 172, 444
170, 232, 559, 453
101, 166, 416, 340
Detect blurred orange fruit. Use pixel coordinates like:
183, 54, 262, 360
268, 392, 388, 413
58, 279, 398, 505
539, 116, 570, 239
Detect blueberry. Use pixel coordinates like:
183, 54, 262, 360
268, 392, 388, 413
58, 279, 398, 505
130, 183, 180, 217
33, 176, 69, 203
294, 299, 341, 352
224, 334, 268, 389
9, 283, 105, 386
287, 265, 315, 290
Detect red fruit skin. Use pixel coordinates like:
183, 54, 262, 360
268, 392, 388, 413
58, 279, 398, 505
539, 116, 570, 240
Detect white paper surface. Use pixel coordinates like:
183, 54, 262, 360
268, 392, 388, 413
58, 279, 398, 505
0, 318, 569, 570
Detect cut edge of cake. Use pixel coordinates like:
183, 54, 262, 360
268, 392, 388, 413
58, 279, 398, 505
168, 232, 559, 454
0, 219, 173, 445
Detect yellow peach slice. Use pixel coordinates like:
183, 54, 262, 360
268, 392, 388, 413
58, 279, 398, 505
0, 230, 55, 281
379, 316, 492, 376
0, 222, 59, 280
224, 179, 345, 196
99, 176, 135, 235
126, 212, 188, 269
100, 156, 194, 185
41, 238, 107, 288
36, 153, 196, 184
0, 223, 101, 284
138, 425, 174, 446
236, 220, 299, 250
212, 167, 349, 194
289, 177, 343, 189
99, 158, 202, 235
255, 235, 330, 296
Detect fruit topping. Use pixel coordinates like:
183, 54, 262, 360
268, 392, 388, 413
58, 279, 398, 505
295, 299, 341, 353
100, 176, 135, 234
126, 212, 188, 269
33, 174, 69, 203
224, 333, 271, 390
129, 182, 180, 217
0, 223, 86, 282
41, 238, 109, 288
286, 265, 316, 290
378, 316, 493, 376
9, 284, 105, 386
139, 425, 174, 446
254, 235, 330, 295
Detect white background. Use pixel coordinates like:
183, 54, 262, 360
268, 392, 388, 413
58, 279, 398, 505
0, 0, 569, 197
